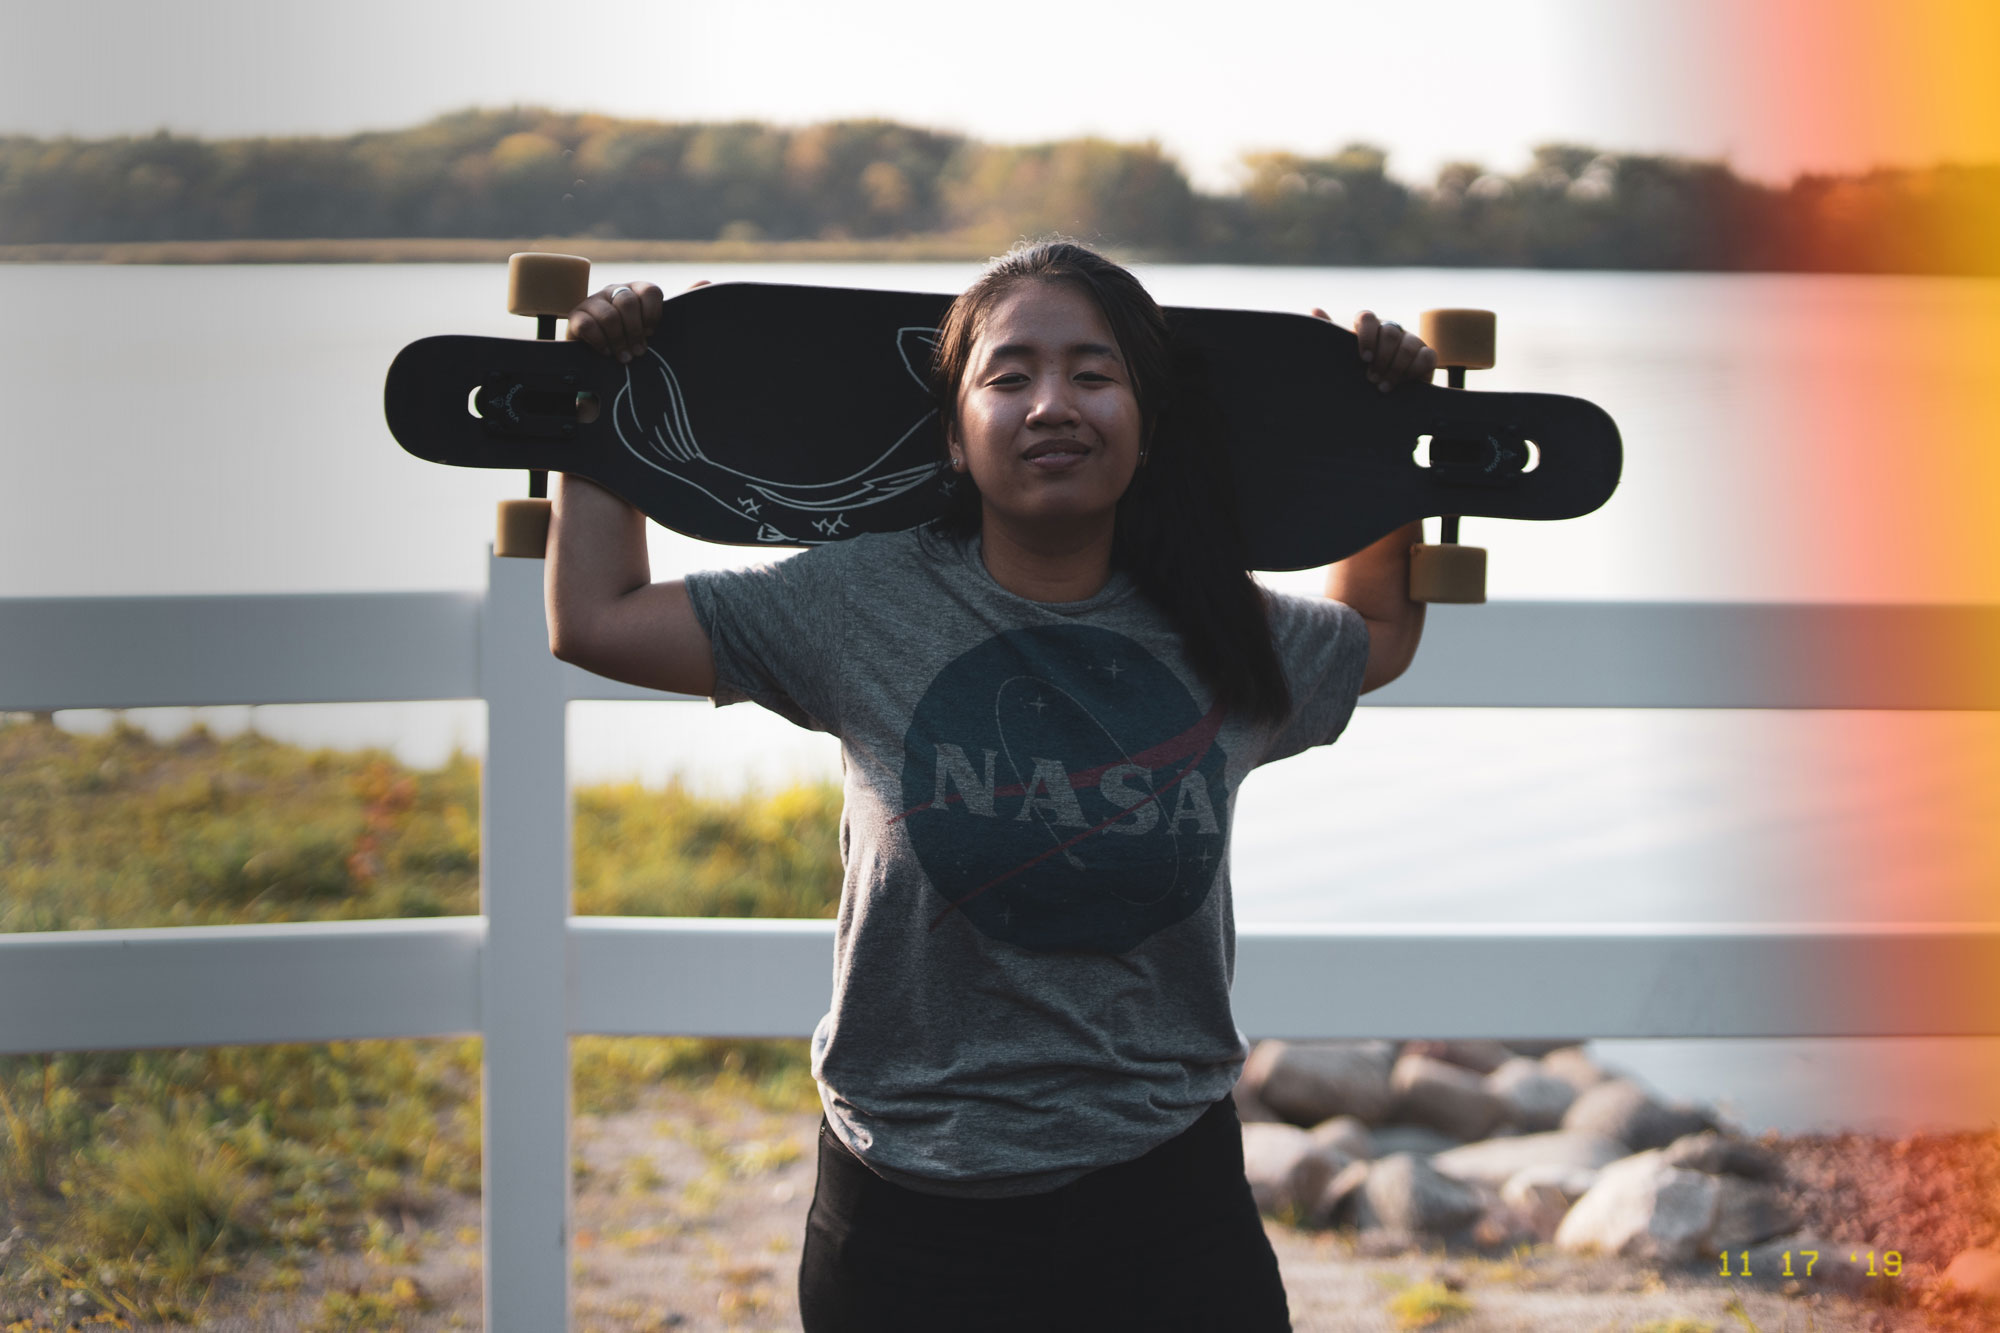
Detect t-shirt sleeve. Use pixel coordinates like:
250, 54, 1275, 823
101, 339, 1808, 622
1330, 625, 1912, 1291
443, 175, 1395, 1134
681, 543, 849, 735
1256, 592, 1371, 765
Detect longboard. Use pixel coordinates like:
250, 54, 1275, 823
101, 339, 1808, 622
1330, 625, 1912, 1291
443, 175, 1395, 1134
384, 282, 1620, 572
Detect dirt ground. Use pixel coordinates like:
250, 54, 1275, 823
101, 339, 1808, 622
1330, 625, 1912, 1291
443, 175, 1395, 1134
19, 1086, 1989, 1332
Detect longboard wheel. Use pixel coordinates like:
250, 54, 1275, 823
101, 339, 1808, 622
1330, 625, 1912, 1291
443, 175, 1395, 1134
1409, 542, 1487, 604
496, 498, 552, 558
507, 253, 592, 319
1418, 308, 1496, 370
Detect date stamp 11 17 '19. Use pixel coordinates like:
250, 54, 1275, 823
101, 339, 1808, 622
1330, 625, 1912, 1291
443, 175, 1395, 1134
1718, 1250, 1904, 1280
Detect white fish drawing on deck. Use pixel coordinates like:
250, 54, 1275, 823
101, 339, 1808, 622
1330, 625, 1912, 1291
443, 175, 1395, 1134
611, 326, 945, 543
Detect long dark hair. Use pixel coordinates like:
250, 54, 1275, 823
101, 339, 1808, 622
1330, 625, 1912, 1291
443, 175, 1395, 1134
926, 240, 1292, 726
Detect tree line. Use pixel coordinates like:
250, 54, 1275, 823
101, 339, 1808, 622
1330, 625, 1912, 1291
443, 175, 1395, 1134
3, 108, 1995, 273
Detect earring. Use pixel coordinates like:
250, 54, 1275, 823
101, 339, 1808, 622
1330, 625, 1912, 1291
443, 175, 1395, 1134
1138, 447, 1148, 467
951, 454, 964, 471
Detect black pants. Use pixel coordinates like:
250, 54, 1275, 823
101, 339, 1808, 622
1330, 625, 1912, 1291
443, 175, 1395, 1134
798, 1097, 1291, 1332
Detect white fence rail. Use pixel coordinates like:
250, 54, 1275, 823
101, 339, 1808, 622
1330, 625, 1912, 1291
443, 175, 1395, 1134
4, 553, 1998, 1332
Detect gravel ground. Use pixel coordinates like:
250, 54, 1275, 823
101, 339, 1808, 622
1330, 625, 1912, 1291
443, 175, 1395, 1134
10, 1093, 1995, 1331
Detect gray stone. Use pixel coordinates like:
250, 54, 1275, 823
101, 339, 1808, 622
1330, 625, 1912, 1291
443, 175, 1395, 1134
1561, 1078, 1716, 1151
1369, 1125, 1464, 1158
1309, 1158, 1374, 1229
1242, 1040, 1397, 1126
1502, 1039, 1587, 1058
1431, 1130, 1626, 1187
1659, 1129, 1783, 1182
1231, 1077, 1281, 1124
1499, 1162, 1601, 1241
1240, 1122, 1342, 1217
1540, 1045, 1611, 1092
1391, 1052, 1510, 1141
1400, 1038, 1515, 1074
1485, 1056, 1578, 1132
1306, 1115, 1373, 1160
1942, 1248, 2000, 1304
1743, 1233, 1886, 1298
1363, 1152, 1486, 1237
1705, 1175, 1797, 1251
1553, 1149, 1720, 1264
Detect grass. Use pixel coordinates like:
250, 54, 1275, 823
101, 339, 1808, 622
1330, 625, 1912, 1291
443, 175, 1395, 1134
0, 713, 840, 1326
1384, 1278, 1475, 1328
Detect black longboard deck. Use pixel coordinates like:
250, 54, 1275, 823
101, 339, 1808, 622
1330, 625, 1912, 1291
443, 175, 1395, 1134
384, 282, 1621, 571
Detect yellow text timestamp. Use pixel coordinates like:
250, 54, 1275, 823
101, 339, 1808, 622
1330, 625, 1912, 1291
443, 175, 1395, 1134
1718, 1250, 1902, 1279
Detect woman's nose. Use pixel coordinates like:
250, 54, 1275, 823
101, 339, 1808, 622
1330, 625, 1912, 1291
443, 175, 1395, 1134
1025, 379, 1078, 426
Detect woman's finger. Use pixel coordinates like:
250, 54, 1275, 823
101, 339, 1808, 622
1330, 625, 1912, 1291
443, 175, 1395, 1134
633, 281, 665, 332
1411, 345, 1438, 385
1309, 306, 1332, 323
1352, 309, 1381, 364
565, 302, 609, 356
605, 285, 646, 359
1382, 323, 1419, 380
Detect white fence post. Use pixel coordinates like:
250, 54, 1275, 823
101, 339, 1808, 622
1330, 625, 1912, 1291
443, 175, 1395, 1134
478, 549, 574, 1333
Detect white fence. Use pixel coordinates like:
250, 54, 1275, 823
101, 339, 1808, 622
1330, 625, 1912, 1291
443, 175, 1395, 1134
4, 551, 1999, 1332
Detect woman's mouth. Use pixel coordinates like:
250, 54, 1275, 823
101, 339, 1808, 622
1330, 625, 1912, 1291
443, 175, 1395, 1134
1023, 441, 1089, 470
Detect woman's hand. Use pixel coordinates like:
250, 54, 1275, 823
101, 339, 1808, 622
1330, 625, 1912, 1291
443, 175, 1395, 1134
566, 280, 709, 362
1311, 307, 1437, 392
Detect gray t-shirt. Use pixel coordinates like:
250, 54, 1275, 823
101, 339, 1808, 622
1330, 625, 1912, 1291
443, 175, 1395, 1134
684, 525, 1368, 1196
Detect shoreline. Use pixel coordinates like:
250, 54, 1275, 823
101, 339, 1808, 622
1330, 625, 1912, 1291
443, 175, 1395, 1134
6, 238, 1987, 276
0, 236, 1026, 265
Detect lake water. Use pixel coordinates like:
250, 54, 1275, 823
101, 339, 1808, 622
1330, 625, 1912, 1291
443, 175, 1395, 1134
6, 262, 1999, 1135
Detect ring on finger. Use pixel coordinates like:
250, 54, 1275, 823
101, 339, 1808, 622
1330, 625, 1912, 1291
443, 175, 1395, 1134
611, 285, 634, 299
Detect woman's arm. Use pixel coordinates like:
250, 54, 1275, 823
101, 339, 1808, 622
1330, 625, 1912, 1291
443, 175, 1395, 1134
544, 280, 719, 696
1324, 523, 1426, 693
1313, 306, 1435, 692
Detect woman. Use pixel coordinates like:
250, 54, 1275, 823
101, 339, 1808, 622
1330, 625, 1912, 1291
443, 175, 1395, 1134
548, 242, 1434, 1331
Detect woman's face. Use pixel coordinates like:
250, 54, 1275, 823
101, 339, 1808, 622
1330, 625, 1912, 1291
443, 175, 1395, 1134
950, 280, 1143, 536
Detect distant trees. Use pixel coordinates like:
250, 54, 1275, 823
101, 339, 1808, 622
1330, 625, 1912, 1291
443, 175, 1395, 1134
2, 108, 1994, 273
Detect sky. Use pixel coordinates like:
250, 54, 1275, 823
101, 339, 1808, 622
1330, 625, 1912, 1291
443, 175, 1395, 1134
5, 0, 1997, 192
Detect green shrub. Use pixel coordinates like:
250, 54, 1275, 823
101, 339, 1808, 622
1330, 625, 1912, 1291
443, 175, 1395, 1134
74, 1103, 268, 1284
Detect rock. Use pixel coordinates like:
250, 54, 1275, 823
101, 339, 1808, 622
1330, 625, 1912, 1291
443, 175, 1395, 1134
1400, 1038, 1515, 1074
1306, 1115, 1373, 1160
1658, 1130, 1783, 1182
1431, 1130, 1627, 1187
1390, 1053, 1511, 1141
1540, 1045, 1611, 1092
1231, 1077, 1282, 1124
1942, 1248, 2000, 1304
1369, 1125, 1464, 1158
1484, 1057, 1578, 1132
1502, 1039, 1586, 1058
1743, 1232, 1884, 1298
1469, 1199, 1543, 1249
1310, 1158, 1374, 1229
1240, 1122, 1342, 1217
1553, 1149, 1720, 1264
1500, 1162, 1602, 1240
1560, 1078, 1715, 1151
1362, 1152, 1485, 1237
1706, 1175, 1797, 1251
1242, 1040, 1397, 1126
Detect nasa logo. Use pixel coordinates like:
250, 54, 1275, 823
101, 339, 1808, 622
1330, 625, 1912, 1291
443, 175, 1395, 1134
896, 624, 1230, 954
